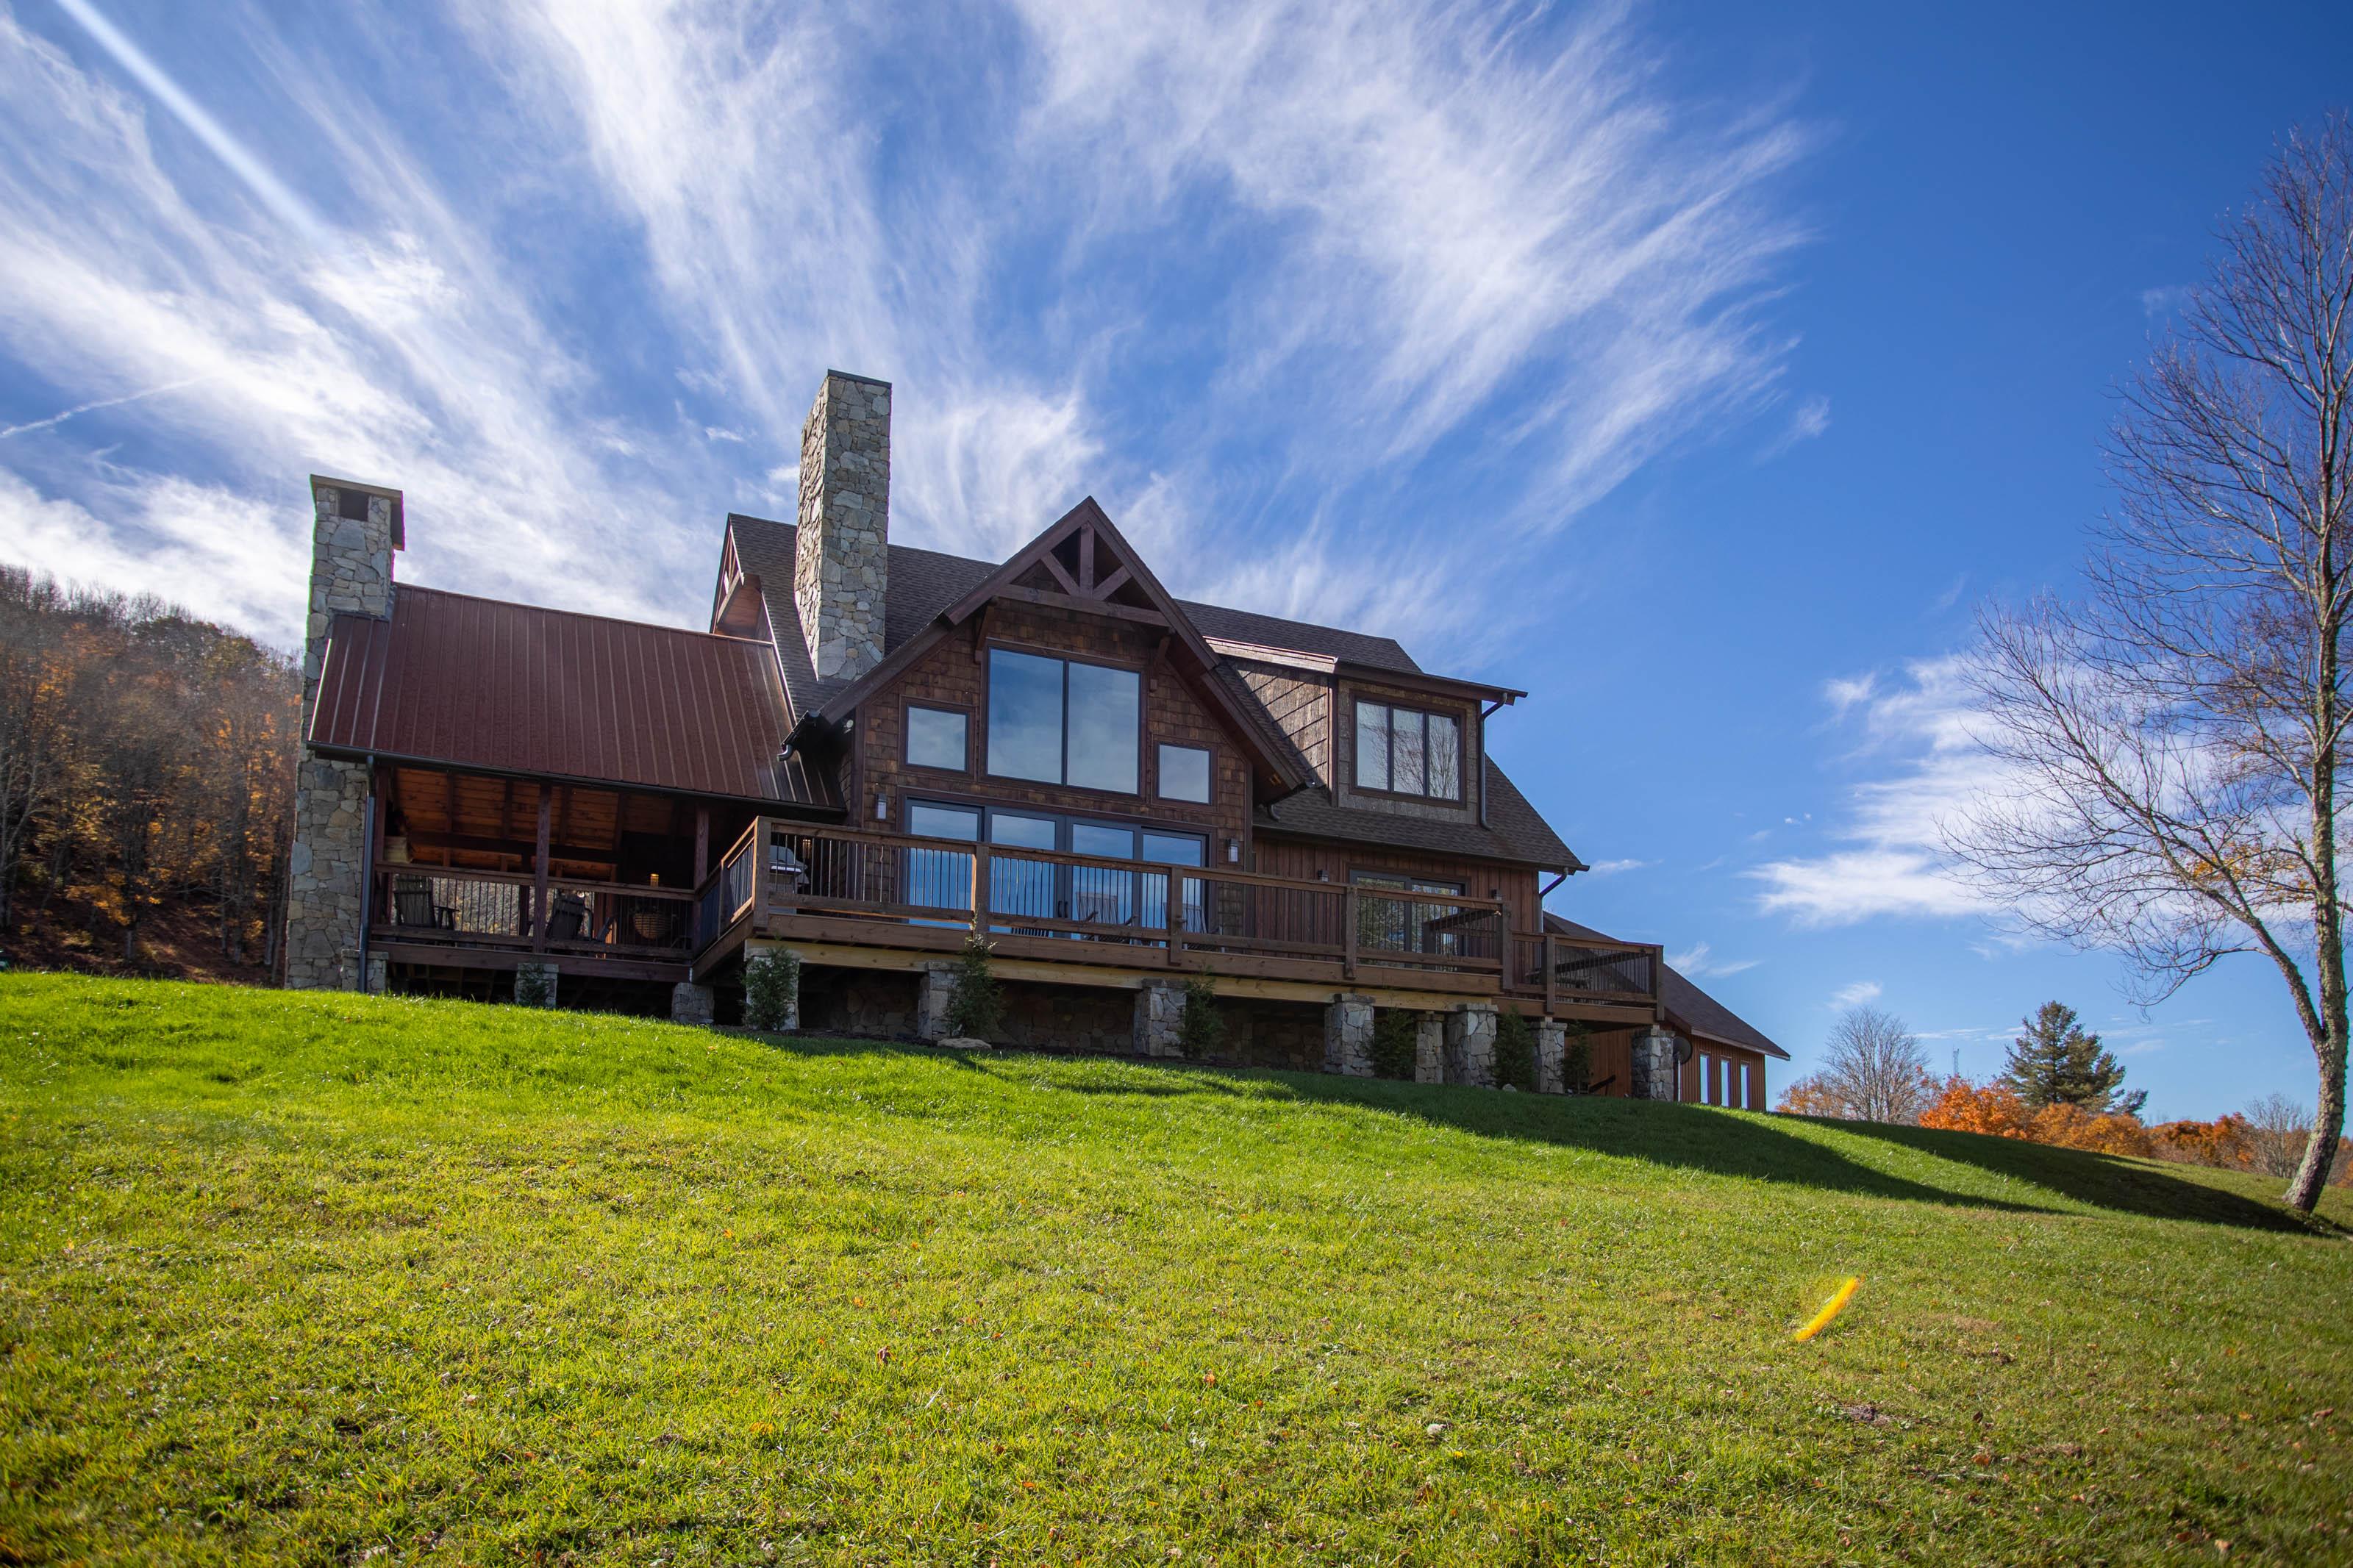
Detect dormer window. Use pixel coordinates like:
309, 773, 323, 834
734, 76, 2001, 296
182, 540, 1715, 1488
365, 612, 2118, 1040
1354, 700, 1463, 801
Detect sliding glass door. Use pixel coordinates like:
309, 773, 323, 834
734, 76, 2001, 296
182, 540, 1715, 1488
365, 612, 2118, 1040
906, 801, 1205, 938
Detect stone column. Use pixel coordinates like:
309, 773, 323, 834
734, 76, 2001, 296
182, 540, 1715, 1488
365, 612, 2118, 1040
514, 962, 560, 1009
285, 477, 400, 992
914, 962, 955, 1042
284, 755, 373, 992
1631, 1025, 1682, 1100
671, 982, 717, 1025
1414, 1014, 1445, 1084
1134, 980, 1187, 1057
1445, 1003, 1499, 1088
1534, 1020, 1568, 1095
1321, 994, 1374, 1076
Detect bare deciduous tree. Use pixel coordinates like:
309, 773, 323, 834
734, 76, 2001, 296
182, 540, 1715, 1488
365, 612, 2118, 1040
2244, 1092, 2315, 1178
1791, 1006, 1935, 1126
1947, 119, 2352, 1211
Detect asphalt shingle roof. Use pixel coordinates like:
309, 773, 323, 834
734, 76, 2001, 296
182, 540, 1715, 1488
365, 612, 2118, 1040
724, 512, 1577, 870
1546, 912, 1788, 1060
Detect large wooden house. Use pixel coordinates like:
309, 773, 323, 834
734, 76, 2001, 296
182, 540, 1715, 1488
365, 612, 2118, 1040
283, 371, 1784, 1101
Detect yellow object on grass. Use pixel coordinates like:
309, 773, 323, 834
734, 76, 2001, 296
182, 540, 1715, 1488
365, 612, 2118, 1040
1793, 1275, 1861, 1342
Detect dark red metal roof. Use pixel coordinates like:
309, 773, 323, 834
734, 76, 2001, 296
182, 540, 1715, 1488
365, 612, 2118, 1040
309, 587, 835, 807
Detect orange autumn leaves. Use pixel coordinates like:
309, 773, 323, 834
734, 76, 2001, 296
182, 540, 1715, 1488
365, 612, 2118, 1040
1918, 1078, 2155, 1156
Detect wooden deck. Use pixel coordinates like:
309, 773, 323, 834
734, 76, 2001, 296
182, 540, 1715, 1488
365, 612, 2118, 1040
687, 819, 1663, 1021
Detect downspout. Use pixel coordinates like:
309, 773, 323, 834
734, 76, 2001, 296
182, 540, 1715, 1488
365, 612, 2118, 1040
1478, 701, 1505, 831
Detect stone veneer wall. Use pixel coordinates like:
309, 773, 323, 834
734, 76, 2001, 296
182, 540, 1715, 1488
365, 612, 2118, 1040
1630, 1026, 1682, 1100
283, 483, 396, 991
794, 372, 890, 683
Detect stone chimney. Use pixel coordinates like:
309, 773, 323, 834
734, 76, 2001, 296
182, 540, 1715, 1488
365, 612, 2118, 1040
300, 476, 404, 721
794, 371, 890, 683
284, 475, 403, 993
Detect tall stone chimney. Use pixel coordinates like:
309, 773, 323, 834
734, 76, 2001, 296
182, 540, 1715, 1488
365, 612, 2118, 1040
284, 476, 403, 992
794, 371, 890, 683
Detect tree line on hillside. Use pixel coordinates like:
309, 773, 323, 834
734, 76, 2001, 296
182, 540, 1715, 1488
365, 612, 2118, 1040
0, 565, 299, 973
1779, 1001, 2351, 1185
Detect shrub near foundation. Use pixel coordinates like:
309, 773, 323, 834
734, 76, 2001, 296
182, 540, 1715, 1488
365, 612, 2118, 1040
1370, 1010, 1419, 1081
1495, 1009, 1537, 1091
742, 948, 800, 1031
945, 935, 1004, 1040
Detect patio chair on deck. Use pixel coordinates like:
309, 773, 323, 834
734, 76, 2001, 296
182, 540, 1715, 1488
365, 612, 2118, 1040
390, 876, 454, 930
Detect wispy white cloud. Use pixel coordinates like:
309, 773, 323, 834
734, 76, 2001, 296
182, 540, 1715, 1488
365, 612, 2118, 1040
2139, 284, 2190, 320
1757, 391, 1829, 457
1586, 857, 1652, 877
1750, 654, 1997, 926
0, 0, 1810, 670
1830, 979, 1882, 1009
1668, 939, 1760, 978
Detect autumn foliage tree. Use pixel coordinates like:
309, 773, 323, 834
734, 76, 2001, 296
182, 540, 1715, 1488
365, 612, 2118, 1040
0, 566, 298, 970
1920, 1078, 2155, 1157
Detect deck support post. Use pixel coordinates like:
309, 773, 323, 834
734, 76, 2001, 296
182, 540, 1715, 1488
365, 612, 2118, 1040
1414, 1014, 1445, 1084
914, 961, 955, 1042
1631, 1025, 1680, 1100
1321, 994, 1374, 1076
1135, 980, 1187, 1058
670, 981, 716, 1025
515, 961, 559, 1009
1445, 1003, 1499, 1088
531, 792, 552, 951
1534, 1019, 1568, 1095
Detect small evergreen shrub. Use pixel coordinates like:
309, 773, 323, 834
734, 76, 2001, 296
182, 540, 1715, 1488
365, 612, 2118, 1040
1177, 979, 1224, 1060
945, 936, 1004, 1040
1494, 1010, 1537, 1091
1370, 1010, 1420, 1081
743, 947, 800, 1031
511, 964, 551, 1009
1563, 1020, 1593, 1094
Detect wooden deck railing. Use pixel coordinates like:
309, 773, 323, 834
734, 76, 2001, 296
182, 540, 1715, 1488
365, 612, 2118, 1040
374, 864, 697, 958
686, 819, 1663, 1012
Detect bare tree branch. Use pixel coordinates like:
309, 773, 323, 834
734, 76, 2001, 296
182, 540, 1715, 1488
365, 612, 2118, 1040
1946, 115, 2353, 1211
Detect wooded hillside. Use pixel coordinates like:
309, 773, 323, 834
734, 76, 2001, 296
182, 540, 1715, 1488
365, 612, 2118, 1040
0, 564, 298, 977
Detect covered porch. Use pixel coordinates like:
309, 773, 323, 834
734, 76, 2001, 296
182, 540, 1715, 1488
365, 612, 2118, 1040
365, 764, 769, 997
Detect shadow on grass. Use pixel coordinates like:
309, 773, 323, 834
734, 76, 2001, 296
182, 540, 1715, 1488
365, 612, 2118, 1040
877, 1039, 2316, 1232
743, 1030, 2322, 1233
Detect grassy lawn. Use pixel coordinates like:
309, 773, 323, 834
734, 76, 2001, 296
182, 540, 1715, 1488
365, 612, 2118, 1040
2, 975, 2349, 1565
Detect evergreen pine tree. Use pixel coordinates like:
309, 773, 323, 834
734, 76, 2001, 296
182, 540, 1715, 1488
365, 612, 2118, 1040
944, 936, 1004, 1040
1999, 1000, 2129, 1111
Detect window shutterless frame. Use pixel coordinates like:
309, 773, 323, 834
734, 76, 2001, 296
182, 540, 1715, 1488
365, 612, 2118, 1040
901, 701, 971, 774
1351, 698, 1465, 801
1156, 742, 1212, 803
983, 644, 1145, 796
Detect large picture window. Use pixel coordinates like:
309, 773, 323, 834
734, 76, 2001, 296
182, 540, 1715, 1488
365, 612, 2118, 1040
1353, 701, 1463, 801
987, 648, 1140, 793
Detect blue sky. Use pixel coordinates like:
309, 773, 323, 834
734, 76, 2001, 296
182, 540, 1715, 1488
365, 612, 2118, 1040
1, 0, 2347, 1120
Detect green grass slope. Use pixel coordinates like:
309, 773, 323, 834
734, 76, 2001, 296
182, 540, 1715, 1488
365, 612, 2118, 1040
2, 975, 2348, 1566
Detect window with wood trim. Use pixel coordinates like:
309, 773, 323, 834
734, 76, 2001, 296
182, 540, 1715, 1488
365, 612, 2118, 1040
986, 647, 1140, 793
1352, 700, 1463, 801
1157, 742, 1210, 803
904, 704, 969, 772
